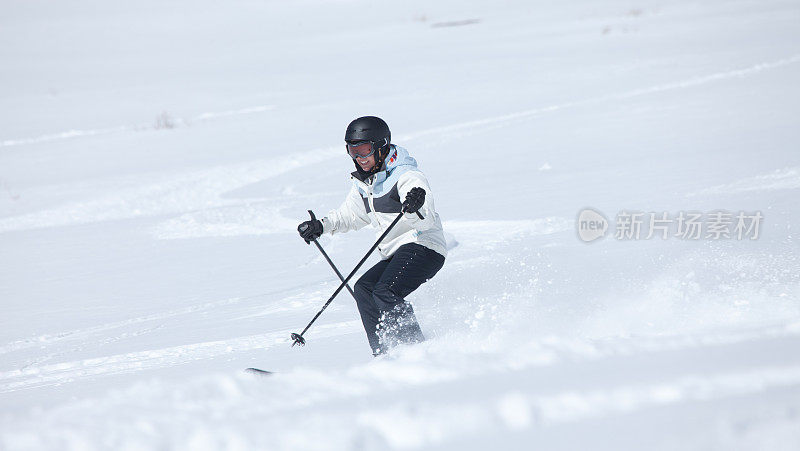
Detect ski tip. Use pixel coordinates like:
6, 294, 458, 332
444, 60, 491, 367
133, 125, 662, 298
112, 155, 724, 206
245, 367, 274, 376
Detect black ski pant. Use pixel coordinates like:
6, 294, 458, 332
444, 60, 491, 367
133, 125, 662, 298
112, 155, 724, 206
353, 243, 445, 355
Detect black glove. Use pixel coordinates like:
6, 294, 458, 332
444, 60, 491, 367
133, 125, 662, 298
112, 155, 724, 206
298, 218, 323, 243
402, 187, 426, 214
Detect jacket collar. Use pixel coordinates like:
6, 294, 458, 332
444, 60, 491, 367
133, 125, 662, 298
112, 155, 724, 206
351, 168, 376, 183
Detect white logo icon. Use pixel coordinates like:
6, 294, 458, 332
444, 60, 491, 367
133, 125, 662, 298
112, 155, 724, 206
577, 208, 608, 242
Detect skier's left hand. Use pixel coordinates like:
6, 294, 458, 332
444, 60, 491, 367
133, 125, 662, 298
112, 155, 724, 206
402, 187, 426, 214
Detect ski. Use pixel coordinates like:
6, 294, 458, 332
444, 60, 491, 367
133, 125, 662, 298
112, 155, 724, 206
245, 367, 274, 376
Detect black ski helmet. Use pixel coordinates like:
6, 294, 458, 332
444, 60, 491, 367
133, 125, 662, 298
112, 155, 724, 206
345, 116, 391, 174
345, 116, 391, 145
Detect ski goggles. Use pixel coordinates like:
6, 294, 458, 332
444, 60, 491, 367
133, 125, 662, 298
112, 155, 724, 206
346, 141, 377, 159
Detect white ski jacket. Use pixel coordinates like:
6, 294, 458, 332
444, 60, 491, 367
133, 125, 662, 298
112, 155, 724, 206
321, 145, 447, 260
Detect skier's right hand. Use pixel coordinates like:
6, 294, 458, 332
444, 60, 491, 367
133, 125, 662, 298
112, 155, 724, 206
298, 218, 323, 243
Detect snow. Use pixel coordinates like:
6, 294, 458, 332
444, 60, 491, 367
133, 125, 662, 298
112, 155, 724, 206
2, 0, 800, 449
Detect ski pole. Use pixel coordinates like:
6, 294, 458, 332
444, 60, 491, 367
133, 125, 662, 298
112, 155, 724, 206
291, 209, 423, 347
303, 210, 356, 301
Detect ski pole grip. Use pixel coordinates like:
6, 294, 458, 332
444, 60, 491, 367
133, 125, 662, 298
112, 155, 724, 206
300, 210, 318, 245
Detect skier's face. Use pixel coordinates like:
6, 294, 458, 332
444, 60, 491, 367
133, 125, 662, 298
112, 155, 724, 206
347, 141, 378, 172
355, 153, 376, 172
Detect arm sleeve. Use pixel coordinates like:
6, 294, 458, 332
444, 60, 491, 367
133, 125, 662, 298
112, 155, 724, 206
321, 184, 371, 235
396, 171, 438, 232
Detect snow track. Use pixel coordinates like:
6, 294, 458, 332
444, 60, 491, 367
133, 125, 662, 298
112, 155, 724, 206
0, 297, 249, 356
689, 166, 800, 197
0, 320, 359, 394
0, 105, 277, 149
0, 148, 342, 232
399, 54, 800, 144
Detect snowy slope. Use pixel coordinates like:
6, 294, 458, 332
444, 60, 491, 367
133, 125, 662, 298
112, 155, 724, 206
1, 0, 800, 449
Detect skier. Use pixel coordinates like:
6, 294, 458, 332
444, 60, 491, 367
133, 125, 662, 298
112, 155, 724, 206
297, 116, 447, 355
